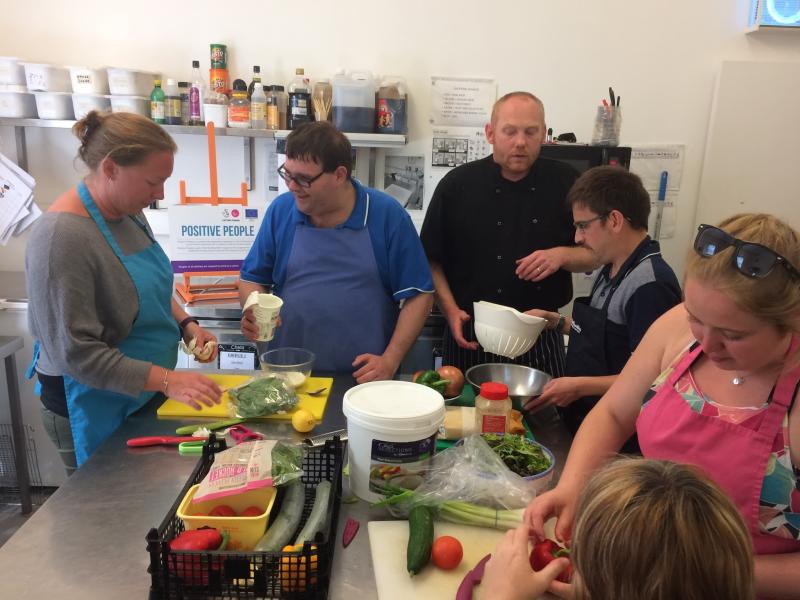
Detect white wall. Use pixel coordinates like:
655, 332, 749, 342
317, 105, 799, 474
2, 0, 800, 276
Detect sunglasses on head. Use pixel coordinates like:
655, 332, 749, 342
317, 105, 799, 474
693, 224, 800, 281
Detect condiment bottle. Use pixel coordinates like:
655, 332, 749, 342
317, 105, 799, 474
474, 382, 511, 434
227, 79, 250, 128
247, 65, 262, 99
178, 81, 190, 125
250, 76, 267, 130
274, 84, 288, 129
189, 60, 205, 125
150, 79, 165, 124
288, 68, 311, 129
163, 78, 181, 125
266, 85, 280, 130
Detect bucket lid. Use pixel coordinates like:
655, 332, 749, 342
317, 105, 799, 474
343, 380, 444, 428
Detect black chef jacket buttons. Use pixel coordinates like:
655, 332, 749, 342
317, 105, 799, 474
532, 218, 538, 224
497, 221, 502, 226
497, 288, 502, 294
497, 255, 502, 260
495, 188, 501, 193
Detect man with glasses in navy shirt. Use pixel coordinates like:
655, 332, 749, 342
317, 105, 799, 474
239, 122, 433, 382
523, 166, 681, 447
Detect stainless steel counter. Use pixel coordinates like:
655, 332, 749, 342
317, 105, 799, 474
0, 372, 571, 599
0, 270, 28, 304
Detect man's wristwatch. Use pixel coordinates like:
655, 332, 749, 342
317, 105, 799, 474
555, 314, 566, 334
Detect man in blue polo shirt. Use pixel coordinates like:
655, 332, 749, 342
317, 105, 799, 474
524, 166, 681, 451
239, 122, 434, 381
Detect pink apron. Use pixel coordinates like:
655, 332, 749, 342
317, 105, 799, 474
637, 340, 800, 558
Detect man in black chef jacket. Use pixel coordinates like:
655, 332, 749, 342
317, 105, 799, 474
420, 91, 597, 376
523, 166, 681, 450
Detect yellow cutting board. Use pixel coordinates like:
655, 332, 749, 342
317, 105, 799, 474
368, 519, 557, 600
156, 374, 333, 421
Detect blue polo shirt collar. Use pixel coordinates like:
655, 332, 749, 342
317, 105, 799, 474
291, 178, 369, 230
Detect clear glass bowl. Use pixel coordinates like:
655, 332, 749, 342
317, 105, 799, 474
259, 347, 315, 389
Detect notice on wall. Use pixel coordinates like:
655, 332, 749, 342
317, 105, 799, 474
168, 204, 264, 272
630, 145, 685, 240
430, 76, 496, 127
430, 126, 491, 168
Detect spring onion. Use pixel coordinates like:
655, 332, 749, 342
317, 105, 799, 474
372, 482, 524, 530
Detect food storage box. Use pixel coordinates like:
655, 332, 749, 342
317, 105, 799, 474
33, 91, 74, 119
71, 93, 111, 119
0, 57, 26, 87
0, 91, 37, 118
107, 67, 155, 96
147, 436, 343, 599
177, 484, 277, 551
109, 94, 149, 116
22, 63, 71, 92
68, 66, 109, 94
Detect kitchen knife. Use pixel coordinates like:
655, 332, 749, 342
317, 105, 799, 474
126, 436, 200, 447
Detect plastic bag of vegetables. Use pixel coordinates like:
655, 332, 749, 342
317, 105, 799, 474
228, 375, 298, 418
373, 434, 535, 530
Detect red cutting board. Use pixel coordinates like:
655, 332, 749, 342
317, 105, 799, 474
156, 374, 332, 421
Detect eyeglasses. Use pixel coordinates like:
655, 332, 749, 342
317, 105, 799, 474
693, 224, 800, 280
277, 163, 327, 189
573, 212, 609, 231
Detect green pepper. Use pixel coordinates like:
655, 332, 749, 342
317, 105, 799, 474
416, 370, 441, 386
414, 370, 450, 396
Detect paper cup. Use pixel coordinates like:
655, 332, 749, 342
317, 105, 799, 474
244, 291, 283, 341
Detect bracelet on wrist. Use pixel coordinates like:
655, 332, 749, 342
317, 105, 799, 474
556, 314, 567, 333
178, 316, 199, 334
162, 368, 170, 395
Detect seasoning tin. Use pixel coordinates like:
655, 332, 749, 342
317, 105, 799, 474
209, 43, 227, 69
209, 68, 229, 94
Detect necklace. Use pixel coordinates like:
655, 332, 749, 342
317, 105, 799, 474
732, 374, 746, 385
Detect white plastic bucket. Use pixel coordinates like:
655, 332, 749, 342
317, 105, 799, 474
68, 66, 109, 94
343, 380, 444, 502
33, 91, 74, 119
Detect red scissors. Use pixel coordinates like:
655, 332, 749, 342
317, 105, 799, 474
228, 424, 263, 444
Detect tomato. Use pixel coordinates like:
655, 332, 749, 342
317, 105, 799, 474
240, 506, 263, 517
431, 535, 463, 570
437, 365, 465, 398
209, 504, 236, 517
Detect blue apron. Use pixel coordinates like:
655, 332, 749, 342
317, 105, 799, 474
29, 181, 178, 466
271, 200, 399, 372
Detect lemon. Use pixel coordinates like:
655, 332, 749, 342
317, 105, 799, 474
280, 544, 318, 592
291, 409, 315, 433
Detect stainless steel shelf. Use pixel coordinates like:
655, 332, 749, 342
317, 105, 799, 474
0, 118, 407, 146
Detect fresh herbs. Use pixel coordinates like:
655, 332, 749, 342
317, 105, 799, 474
482, 434, 552, 477
228, 376, 298, 418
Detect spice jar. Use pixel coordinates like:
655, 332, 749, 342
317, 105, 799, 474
474, 382, 511, 434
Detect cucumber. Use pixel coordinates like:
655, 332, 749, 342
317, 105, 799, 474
406, 505, 434, 576
293, 480, 332, 545
254, 481, 305, 552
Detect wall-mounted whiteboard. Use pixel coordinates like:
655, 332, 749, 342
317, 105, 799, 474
696, 60, 799, 230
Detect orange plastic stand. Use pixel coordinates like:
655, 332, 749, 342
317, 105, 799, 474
175, 123, 248, 302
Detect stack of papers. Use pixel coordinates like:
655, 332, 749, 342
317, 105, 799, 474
0, 152, 39, 245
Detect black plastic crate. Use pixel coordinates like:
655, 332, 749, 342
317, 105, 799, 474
147, 436, 344, 599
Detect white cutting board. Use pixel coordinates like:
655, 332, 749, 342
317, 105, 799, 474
368, 520, 556, 600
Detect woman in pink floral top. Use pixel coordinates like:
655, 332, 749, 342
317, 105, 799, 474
526, 213, 800, 599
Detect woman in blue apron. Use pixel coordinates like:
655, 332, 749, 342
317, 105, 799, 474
25, 111, 222, 471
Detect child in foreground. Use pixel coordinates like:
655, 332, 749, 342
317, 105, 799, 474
482, 458, 754, 600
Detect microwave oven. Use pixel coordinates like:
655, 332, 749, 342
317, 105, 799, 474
539, 144, 631, 174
